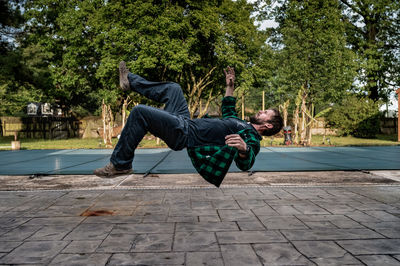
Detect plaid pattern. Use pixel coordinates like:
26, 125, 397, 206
221, 96, 239, 118
187, 145, 237, 187
187, 96, 262, 187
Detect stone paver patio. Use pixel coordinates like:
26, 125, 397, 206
0, 182, 399, 265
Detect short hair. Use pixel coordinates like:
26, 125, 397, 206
262, 109, 283, 136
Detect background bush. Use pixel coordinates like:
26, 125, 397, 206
327, 95, 382, 138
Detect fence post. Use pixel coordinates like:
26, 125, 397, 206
262, 90, 265, 111
396, 88, 400, 142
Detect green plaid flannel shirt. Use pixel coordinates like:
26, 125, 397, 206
187, 96, 262, 187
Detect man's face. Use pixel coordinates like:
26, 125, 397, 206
250, 109, 275, 125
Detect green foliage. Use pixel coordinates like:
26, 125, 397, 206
243, 45, 278, 113
340, 0, 400, 101
0, 46, 46, 116
272, 0, 356, 110
0, 0, 45, 116
19, 0, 266, 116
0, 83, 43, 116
6, 0, 397, 121
0, 0, 23, 37
327, 95, 382, 138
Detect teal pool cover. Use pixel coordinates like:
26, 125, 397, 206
0, 146, 399, 176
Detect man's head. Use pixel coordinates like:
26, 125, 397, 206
250, 109, 283, 136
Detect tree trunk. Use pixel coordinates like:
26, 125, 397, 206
293, 98, 300, 144
102, 100, 107, 145
293, 106, 299, 144
305, 104, 313, 145
299, 89, 307, 145
279, 100, 290, 128
187, 67, 216, 118
107, 105, 113, 148
122, 96, 129, 129
101, 99, 113, 148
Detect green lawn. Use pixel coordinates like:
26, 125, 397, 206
262, 134, 399, 147
0, 134, 398, 150
0, 135, 168, 150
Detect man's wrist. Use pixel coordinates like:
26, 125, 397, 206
238, 145, 250, 155
225, 86, 234, 97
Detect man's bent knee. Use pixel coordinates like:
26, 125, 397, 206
126, 105, 150, 124
130, 105, 148, 116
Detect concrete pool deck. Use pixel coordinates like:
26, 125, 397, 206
0, 170, 399, 265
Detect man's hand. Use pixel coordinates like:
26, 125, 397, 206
225, 134, 247, 158
224, 66, 235, 97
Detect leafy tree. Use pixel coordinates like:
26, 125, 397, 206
23, 0, 105, 116
21, 0, 267, 117
267, 0, 356, 144
239, 45, 278, 117
340, 0, 400, 101
0, 0, 46, 116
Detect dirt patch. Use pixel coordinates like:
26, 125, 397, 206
80, 210, 114, 216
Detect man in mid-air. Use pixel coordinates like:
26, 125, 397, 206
94, 62, 283, 187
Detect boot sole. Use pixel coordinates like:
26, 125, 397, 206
94, 169, 133, 178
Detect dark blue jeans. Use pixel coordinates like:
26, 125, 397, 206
110, 73, 190, 170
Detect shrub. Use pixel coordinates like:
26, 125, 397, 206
327, 95, 382, 138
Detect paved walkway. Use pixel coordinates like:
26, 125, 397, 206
0, 183, 400, 265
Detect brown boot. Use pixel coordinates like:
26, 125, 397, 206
119, 61, 130, 91
93, 163, 132, 178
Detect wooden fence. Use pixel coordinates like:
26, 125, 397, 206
1, 116, 80, 139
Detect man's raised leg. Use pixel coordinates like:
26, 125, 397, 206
94, 105, 189, 177
110, 105, 188, 171
119, 61, 190, 117
94, 62, 190, 178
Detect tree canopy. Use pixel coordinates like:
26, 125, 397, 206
17, 0, 266, 117
272, 0, 356, 109
340, 0, 400, 101
0, 0, 45, 116
0, 0, 399, 119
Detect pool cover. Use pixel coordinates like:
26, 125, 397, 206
0, 146, 399, 176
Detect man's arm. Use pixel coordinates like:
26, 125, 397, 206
224, 66, 235, 97
221, 67, 239, 118
223, 66, 243, 154
226, 132, 259, 171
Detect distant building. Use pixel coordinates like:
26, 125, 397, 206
27, 103, 39, 116
27, 103, 63, 117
